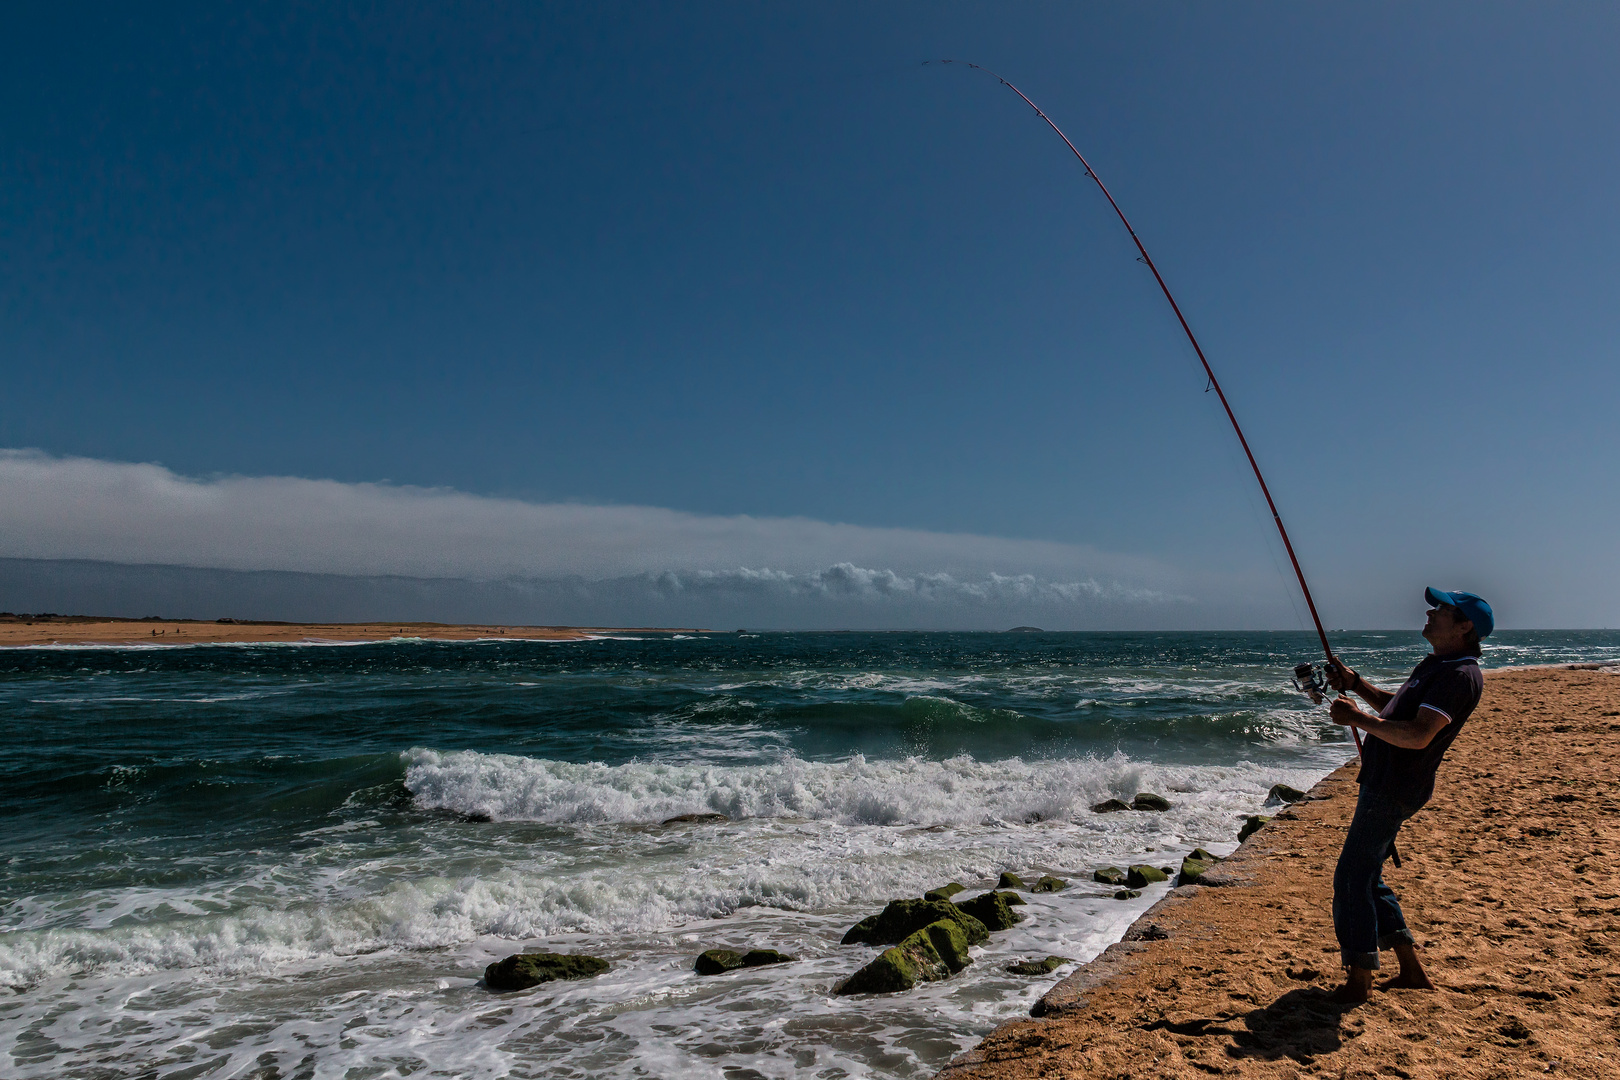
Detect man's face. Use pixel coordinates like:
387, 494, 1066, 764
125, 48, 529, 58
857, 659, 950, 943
1422, 604, 1473, 650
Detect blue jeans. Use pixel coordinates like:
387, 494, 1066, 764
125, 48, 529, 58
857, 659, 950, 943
1332, 785, 1418, 969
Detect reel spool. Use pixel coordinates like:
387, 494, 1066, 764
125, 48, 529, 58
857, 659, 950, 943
1292, 661, 1332, 704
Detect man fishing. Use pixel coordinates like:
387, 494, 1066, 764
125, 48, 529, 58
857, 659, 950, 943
941, 71, 1495, 1004
1321, 587, 1493, 1003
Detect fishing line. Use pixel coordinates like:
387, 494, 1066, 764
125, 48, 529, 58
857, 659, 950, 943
932, 60, 1360, 754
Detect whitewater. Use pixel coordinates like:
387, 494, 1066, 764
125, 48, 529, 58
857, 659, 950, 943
3, 629, 1615, 1078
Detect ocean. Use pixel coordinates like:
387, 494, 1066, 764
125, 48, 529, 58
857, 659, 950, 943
3, 629, 1616, 1079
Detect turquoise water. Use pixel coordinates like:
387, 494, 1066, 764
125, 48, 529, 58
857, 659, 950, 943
3, 629, 1615, 1078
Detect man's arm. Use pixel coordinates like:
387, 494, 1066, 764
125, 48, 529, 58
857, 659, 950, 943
1329, 697, 1451, 749
1326, 654, 1395, 712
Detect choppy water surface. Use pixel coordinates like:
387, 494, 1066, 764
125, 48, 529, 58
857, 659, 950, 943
2, 629, 1615, 1078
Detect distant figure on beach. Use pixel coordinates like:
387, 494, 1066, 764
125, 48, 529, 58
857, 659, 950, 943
1322, 586, 1492, 1003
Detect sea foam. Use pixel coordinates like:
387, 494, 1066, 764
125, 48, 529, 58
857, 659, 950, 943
2, 748, 1324, 990
402, 746, 1313, 827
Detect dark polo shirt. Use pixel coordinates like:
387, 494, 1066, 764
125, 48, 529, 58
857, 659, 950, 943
1357, 652, 1483, 811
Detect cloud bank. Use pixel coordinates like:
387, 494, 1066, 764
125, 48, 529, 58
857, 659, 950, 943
0, 450, 1219, 627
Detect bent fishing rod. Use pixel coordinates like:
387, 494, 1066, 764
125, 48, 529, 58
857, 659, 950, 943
935, 60, 1361, 754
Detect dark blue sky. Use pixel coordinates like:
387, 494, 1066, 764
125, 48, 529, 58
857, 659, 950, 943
3, 2, 1617, 627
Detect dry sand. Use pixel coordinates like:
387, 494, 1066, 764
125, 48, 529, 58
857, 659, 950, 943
942, 665, 1620, 1080
0, 616, 703, 647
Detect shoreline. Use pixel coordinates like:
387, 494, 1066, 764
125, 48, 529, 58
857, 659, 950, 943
0, 617, 706, 648
938, 665, 1620, 1079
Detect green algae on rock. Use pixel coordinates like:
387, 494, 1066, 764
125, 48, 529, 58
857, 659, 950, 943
1176, 857, 1214, 886
1031, 875, 1068, 892
694, 948, 745, 975
920, 919, 974, 972
1126, 864, 1168, 889
836, 919, 972, 995
953, 890, 1024, 931
1093, 866, 1127, 886
842, 898, 989, 946
485, 952, 610, 991
1239, 814, 1272, 842
693, 948, 796, 975
740, 949, 794, 968
1005, 955, 1073, 976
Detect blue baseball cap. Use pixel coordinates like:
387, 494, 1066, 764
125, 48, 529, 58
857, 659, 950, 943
1425, 587, 1494, 638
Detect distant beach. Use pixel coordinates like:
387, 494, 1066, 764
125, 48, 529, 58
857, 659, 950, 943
0, 614, 702, 648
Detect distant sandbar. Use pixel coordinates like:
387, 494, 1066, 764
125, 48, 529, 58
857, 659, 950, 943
0, 615, 704, 648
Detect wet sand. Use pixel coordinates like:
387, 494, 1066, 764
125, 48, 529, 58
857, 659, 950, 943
941, 665, 1620, 1080
0, 617, 704, 647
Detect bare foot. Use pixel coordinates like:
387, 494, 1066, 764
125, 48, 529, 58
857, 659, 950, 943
1326, 966, 1373, 1004
1379, 970, 1436, 991
1382, 942, 1435, 991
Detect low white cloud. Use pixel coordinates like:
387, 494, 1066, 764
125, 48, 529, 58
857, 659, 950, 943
0, 450, 1183, 607
643, 565, 1176, 605
0, 450, 1256, 626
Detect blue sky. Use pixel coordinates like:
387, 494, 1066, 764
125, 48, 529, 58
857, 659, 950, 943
3, 2, 1617, 628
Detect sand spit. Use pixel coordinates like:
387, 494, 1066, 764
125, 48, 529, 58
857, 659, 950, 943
940, 665, 1620, 1080
0, 615, 704, 647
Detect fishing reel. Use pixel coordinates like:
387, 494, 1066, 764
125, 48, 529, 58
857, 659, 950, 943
1291, 662, 1333, 704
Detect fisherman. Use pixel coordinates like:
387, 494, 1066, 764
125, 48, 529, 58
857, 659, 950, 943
1321, 587, 1492, 1003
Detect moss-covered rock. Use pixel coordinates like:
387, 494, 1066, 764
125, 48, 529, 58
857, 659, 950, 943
836, 922, 965, 995
1114, 888, 1142, 899
1176, 857, 1214, 886
842, 898, 989, 946
1188, 848, 1222, 863
740, 949, 795, 968
1005, 955, 1073, 976
922, 882, 965, 902
485, 953, 610, 991
661, 812, 729, 825
999, 890, 1026, 905
1132, 792, 1172, 812
920, 919, 974, 973
697, 948, 796, 974
693, 952, 800, 977
694, 949, 744, 975
1093, 866, 1127, 886
1267, 783, 1306, 804
836, 943, 942, 994
1031, 875, 1068, 893
953, 891, 1023, 931
1090, 798, 1131, 813
1126, 864, 1168, 889
1238, 814, 1271, 843
996, 872, 1026, 890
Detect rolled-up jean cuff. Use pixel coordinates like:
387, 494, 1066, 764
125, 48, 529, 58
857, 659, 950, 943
1342, 950, 1380, 970
1378, 929, 1415, 950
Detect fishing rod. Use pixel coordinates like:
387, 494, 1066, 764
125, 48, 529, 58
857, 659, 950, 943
935, 60, 1362, 756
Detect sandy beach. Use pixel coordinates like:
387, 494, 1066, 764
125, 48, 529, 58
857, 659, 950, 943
940, 664, 1620, 1080
0, 615, 703, 647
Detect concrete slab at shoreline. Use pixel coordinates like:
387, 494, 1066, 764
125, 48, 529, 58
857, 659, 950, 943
939, 666, 1620, 1080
